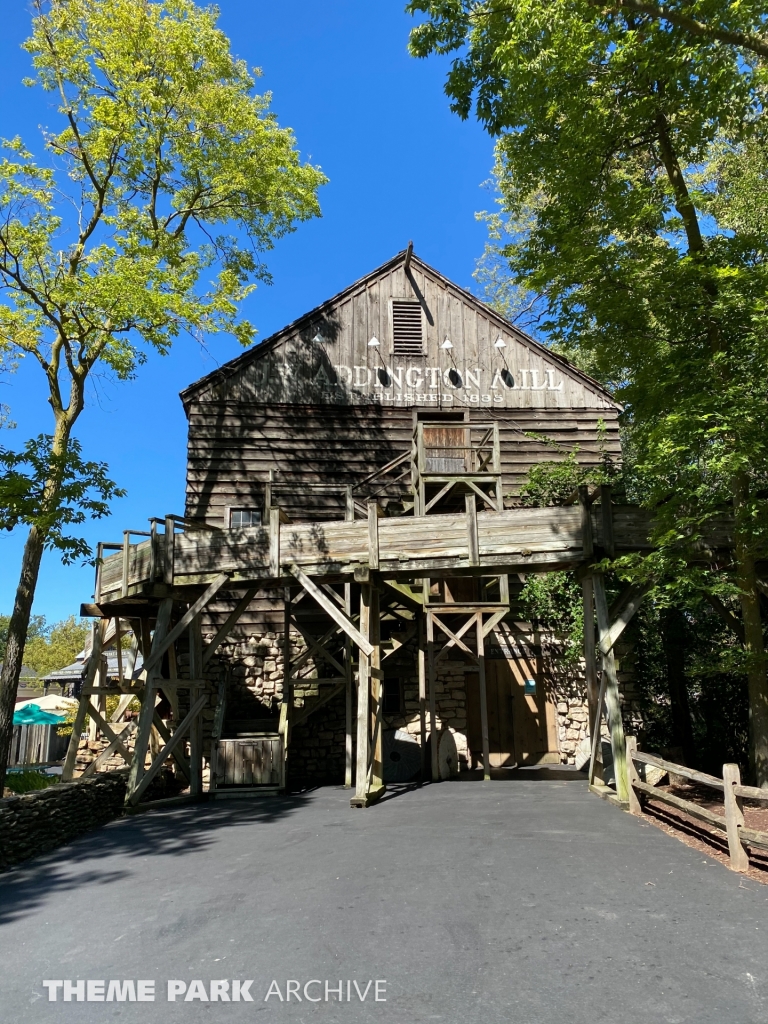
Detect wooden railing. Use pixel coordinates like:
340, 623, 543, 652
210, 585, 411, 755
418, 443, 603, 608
626, 736, 768, 873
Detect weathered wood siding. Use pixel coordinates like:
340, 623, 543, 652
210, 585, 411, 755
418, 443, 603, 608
183, 255, 616, 412
185, 403, 621, 526
180, 251, 623, 635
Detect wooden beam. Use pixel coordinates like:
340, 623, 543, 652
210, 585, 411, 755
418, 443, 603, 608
152, 712, 191, 781
202, 588, 258, 666
290, 618, 347, 678
129, 694, 208, 805
579, 485, 594, 559
126, 598, 173, 802
600, 485, 615, 558
382, 579, 424, 606
137, 573, 229, 678
80, 721, 137, 778
404, 239, 413, 273
352, 583, 372, 804
269, 507, 281, 577
418, 613, 427, 778
368, 500, 381, 570
344, 580, 353, 789
290, 564, 374, 657
481, 608, 508, 639
62, 620, 107, 782
369, 587, 383, 790
582, 577, 599, 748
476, 611, 491, 781
426, 612, 438, 782
85, 704, 135, 765
593, 574, 629, 803
598, 583, 649, 656
188, 617, 204, 798
432, 613, 478, 662
466, 493, 479, 566
164, 515, 175, 585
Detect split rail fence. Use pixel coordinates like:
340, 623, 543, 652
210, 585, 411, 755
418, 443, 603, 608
625, 736, 768, 872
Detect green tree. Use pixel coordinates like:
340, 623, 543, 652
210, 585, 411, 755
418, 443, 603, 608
0, 613, 46, 665
23, 615, 89, 676
0, 0, 326, 791
408, 0, 768, 782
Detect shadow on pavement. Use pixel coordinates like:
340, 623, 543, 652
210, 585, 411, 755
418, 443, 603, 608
0, 792, 309, 927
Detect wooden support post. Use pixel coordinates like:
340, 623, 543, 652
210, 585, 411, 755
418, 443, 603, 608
625, 736, 643, 815
593, 574, 629, 804
121, 531, 130, 598
352, 583, 372, 805
290, 564, 374, 656
344, 579, 353, 789
426, 611, 438, 782
163, 516, 175, 585
269, 506, 282, 578
188, 613, 204, 797
125, 598, 173, 804
723, 762, 750, 872
114, 618, 125, 686
582, 576, 599, 750
368, 500, 380, 570
600, 484, 615, 559
62, 620, 107, 781
265, 468, 274, 518
579, 484, 593, 559
202, 588, 257, 666
477, 612, 491, 781
138, 573, 229, 678
465, 492, 479, 566
369, 586, 384, 793
280, 587, 293, 775
88, 654, 106, 742
418, 612, 427, 778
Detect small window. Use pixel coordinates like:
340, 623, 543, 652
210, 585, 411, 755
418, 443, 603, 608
392, 301, 423, 356
230, 508, 262, 528
382, 677, 403, 715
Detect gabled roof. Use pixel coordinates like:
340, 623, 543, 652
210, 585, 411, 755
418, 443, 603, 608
180, 249, 618, 409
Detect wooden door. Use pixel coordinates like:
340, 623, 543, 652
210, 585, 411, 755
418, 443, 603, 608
423, 424, 468, 474
466, 663, 517, 768
506, 641, 560, 764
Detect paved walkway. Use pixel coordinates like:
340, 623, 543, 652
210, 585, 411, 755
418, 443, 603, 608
2, 774, 768, 1023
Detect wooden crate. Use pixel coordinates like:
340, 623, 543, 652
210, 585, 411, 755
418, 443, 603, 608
211, 735, 283, 791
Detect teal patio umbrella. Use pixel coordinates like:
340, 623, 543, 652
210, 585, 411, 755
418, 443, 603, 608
13, 705, 66, 727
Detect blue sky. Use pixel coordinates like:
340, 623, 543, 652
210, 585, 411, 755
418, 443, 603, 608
0, 1, 496, 622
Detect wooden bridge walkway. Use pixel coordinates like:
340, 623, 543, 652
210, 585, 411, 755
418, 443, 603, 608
93, 502, 732, 606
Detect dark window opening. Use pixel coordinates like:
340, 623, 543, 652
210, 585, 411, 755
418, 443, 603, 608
230, 508, 262, 528
382, 677, 403, 715
392, 301, 423, 356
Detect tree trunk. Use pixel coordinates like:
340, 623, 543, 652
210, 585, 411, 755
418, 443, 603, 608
733, 472, 768, 787
660, 607, 696, 766
0, 525, 46, 793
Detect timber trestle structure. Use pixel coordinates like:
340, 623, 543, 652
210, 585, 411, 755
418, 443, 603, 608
72, 436, 733, 808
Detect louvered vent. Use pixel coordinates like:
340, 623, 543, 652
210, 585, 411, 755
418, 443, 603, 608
392, 301, 423, 355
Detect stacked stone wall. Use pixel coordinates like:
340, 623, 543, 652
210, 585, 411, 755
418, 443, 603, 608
0, 772, 127, 871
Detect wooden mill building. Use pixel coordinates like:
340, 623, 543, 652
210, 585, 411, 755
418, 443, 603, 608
174, 247, 622, 788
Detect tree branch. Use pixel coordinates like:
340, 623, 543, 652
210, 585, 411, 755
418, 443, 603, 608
470, 0, 768, 58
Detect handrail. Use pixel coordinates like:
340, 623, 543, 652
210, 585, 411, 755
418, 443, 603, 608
630, 748, 724, 791
624, 736, 768, 874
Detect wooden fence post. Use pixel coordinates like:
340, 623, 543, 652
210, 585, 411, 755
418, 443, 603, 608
723, 762, 750, 872
625, 736, 643, 815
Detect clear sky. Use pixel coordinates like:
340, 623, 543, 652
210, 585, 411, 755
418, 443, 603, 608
0, 1, 496, 622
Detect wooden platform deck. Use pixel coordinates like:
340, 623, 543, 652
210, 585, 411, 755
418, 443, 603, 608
93, 503, 733, 605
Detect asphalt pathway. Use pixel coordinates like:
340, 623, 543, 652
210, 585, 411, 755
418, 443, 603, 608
2, 773, 768, 1024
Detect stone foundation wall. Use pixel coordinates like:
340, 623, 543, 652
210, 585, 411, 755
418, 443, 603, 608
0, 772, 128, 871
68, 619, 637, 787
